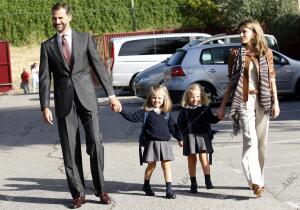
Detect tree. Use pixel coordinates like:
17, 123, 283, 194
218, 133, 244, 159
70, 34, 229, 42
180, 0, 223, 28
262, 0, 298, 24
215, 0, 298, 30
215, 0, 263, 28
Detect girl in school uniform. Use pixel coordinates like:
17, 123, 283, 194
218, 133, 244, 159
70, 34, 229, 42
119, 85, 181, 199
177, 84, 220, 193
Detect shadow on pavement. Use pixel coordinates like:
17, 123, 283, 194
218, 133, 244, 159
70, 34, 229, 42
0, 96, 299, 148
0, 177, 252, 207
0, 194, 70, 207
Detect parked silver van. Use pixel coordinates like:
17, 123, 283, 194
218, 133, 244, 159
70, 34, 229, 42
107, 33, 211, 92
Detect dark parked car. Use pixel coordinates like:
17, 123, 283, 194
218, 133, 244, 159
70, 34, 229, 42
135, 49, 187, 98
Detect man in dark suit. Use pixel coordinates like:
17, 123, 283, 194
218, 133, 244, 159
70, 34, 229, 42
39, 3, 122, 208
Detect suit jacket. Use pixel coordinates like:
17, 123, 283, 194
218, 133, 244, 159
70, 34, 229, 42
39, 30, 114, 117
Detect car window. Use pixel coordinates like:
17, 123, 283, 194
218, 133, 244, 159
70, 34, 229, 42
229, 37, 241, 43
200, 35, 279, 51
203, 39, 225, 45
189, 40, 202, 47
265, 37, 279, 51
273, 51, 288, 65
155, 37, 190, 54
273, 52, 281, 65
196, 36, 209, 42
200, 47, 231, 65
167, 50, 187, 66
119, 39, 155, 56
201, 50, 213, 64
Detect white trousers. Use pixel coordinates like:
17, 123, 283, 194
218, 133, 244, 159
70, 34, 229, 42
239, 94, 269, 187
32, 78, 39, 93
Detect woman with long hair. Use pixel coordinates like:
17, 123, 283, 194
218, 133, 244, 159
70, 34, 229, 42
216, 19, 280, 198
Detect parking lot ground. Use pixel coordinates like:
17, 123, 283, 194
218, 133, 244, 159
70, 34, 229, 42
0, 94, 300, 210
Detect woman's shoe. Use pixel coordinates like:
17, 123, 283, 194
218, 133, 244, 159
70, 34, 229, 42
250, 184, 265, 191
252, 184, 263, 198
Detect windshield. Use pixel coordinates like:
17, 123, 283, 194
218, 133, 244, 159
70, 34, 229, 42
265, 37, 279, 51
167, 50, 187, 66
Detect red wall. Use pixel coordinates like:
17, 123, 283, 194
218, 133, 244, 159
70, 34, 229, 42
0, 41, 12, 93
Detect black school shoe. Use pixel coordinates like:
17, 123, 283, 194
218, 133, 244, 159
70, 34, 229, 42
205, 180, 214, 189
166, 191, 176, 199
189, 184, 198, 193
205, 175, 214, 189
143, 185, 155, 196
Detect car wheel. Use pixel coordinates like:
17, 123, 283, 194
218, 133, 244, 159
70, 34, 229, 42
199, 83, 217, 104
129, 74, 138, 95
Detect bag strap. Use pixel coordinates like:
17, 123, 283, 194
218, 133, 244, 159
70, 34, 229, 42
139, 111, 148, 166
165, 112, 169, 120
143, 111, 148, 124
141, 111, 149, 137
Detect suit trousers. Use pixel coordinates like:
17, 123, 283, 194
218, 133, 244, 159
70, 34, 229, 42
239, 94, 269, 187
56, 93, 105, 198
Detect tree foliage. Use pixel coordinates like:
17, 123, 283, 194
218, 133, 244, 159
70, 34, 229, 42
0, 0, 299, 51
180, 0, 223, 28
215, 0, 298, 30
0, 0, 185, 46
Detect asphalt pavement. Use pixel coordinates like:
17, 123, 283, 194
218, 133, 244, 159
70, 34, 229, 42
0, 93, 300, 210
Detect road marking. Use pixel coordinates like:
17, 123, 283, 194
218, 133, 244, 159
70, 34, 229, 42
268, 139, 300, 144
265, 162, 300, 169
225, 139, 300, 175
283, 201, 300, 209
232, 169, 243, 174
214, 139, 300, 150
229, 158, 300, 186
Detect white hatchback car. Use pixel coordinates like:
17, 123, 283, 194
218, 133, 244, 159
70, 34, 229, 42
107, 33, 211, 92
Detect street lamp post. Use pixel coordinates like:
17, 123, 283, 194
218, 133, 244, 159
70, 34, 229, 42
130, 0, 137, 31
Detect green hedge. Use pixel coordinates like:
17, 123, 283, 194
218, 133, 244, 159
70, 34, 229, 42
0, 0, 185, 45
1, 0, 299, 60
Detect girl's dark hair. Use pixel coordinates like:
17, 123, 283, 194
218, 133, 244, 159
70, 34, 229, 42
52, 3, 72, 15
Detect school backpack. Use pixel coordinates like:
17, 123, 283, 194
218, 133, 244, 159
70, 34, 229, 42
138, 111, 170, 165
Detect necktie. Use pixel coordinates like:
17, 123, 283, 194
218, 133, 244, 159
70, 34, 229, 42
62, 34, 72, 69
